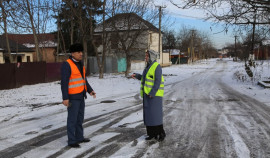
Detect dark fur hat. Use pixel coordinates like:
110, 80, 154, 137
69, 43, 84, 53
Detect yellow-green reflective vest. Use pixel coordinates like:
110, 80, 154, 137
140, 62, 164, 97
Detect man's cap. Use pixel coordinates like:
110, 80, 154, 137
69, 43, 84, 53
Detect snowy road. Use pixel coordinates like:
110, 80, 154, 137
1, 60, 270, 158
154, 61, 270, 158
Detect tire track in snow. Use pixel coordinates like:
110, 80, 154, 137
0, 99, 143, 158
218, 81, 270, 158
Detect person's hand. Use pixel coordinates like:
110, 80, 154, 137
131, 73, 136, 79
90, 91, 96, 99
62, 99, 69, 107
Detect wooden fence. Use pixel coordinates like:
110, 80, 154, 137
0, 62, 62, 90
0, 56, 128, 90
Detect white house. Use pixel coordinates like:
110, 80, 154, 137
94, 13, 170, 68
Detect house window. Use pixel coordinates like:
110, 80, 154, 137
27, 56, 30, 62
4, 56, 10, 63
111, 33, 118, 49
17, 56, 22, 63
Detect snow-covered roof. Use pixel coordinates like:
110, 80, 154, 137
6, 33, 57, 48
23, 40, 57, 48
0, 35, 34, 52
262, 40, 270, 46
163, 49, 181, 55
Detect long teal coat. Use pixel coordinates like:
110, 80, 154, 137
135, 60, 163, 126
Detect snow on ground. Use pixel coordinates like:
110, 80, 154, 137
222, 59, 270, 106
1, 58, 270, 157
0, 58, 217, 123
1, 58, 270, 122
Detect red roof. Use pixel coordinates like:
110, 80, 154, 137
6, 33, 56, 45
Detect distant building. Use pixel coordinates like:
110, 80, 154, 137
254, 39, 270, 60
7, 33, 58, 63
94, 13, 170, 66
163, 49, 188, 64
262, 40, 270, 46
218, 48, 229, 58
0, 35, 34, 64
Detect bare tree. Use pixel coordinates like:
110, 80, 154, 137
163, 29, 177, 51
176, 25, 192, 54
199, 31, 216, 59
98, 0, 106, 78
51, 0, 61, 62
58, 0, 103, 71
99, 0, 158, 77
1, 0, 55, 63
0, 0, 12, 62
25, 0, 42, 61
176, 25, 217, 60
170, 0, 269, 25
163, 29, 176, 62
170, 0, 270, 57
5, 0, 54, 62
13, 0, 50, 62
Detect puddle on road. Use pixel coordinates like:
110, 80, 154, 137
42, 125, 53, 130
216, 98, 240, 102
165, 99, 182, 104
22, 117, 40, 122
100, 100, 116, 103
227, 98, 240, 102
163, 74, 177, 76
25, 131, 38, 135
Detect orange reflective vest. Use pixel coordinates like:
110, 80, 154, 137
66, 59, 87, 94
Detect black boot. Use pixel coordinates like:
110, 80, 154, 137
157, 132, 166, 142
68, 143, 80, 148
79, 138, 90, 143
145, 136, 154, 140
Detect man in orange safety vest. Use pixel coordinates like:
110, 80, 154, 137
61, 43, 96, 148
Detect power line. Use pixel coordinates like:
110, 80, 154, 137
168, 11, 205, 20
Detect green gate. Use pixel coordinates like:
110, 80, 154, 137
117, 58, 126, 72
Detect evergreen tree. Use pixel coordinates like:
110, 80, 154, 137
55, 0, 103, 55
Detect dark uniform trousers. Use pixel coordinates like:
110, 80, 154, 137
67, 99, 85, 145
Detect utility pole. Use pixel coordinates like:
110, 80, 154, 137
247, 9, 257, 67
101, 0, 106, 78
234, 35, 238, 61
250, 14, 256, 59
191, 29, 195, 63
156, 5, 166, 65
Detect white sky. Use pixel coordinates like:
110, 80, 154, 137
154, 0, 235, 49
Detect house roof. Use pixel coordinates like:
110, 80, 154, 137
262, 40, 270, 46
94, 13, 159, 33
164, 49, 181, 55
0, 35, 34, 53
6, 33, 57, 48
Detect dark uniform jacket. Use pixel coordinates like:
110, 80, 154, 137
61, 57, 93, 100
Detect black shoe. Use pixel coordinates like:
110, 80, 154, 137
79, 138, 90, 143
68, 143, 80, 148
157, 133, 166, 142
145, 136, 154, 140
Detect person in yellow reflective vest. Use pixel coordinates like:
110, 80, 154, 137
131, 50, 166, 142
61, 43, 96, 148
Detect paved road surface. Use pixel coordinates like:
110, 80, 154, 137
0, 60, 270, 158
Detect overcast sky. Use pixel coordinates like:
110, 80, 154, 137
154, 0, 234, 49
